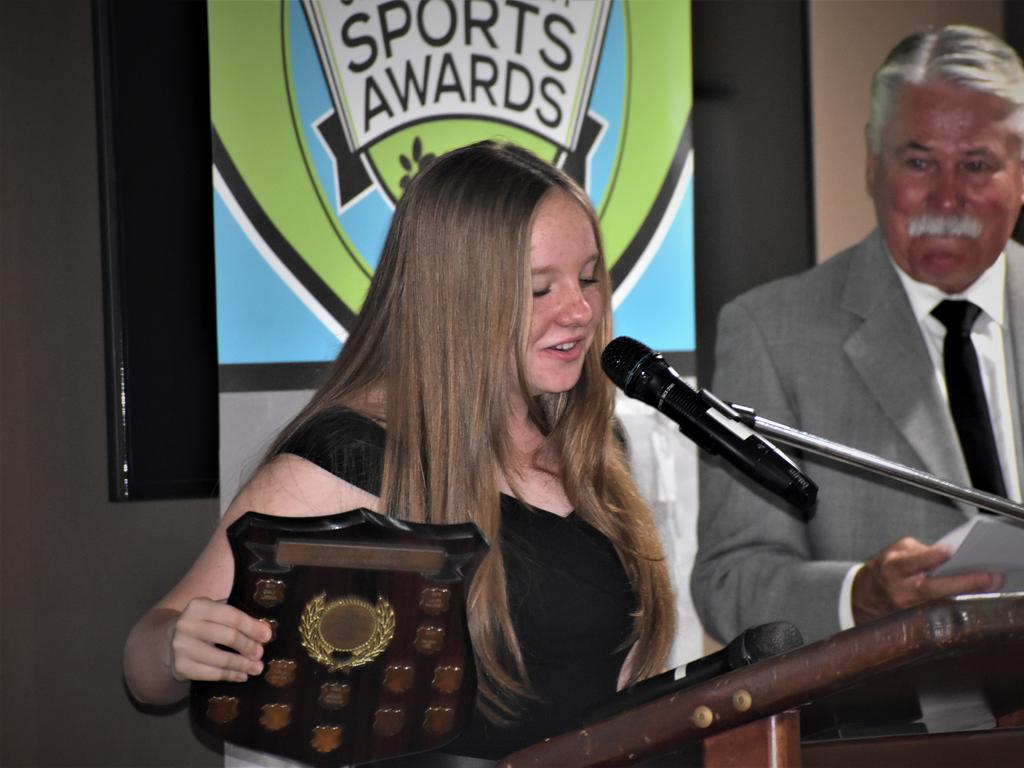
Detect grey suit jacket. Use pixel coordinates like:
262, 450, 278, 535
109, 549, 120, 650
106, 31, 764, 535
690, 230, 1024, 643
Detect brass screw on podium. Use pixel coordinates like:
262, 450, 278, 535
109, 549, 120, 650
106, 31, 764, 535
692, 705, 714, 728
732, 689, 753, 712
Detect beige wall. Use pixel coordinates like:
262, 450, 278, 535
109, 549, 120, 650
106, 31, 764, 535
1, 2, 221, 765
809, 1, 1004, 262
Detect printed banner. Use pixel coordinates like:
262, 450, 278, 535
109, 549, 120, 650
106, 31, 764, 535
304, 0, 610, 153
209, 0, 693, 381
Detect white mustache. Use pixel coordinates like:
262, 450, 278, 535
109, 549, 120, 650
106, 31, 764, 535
906, 214, 982, 238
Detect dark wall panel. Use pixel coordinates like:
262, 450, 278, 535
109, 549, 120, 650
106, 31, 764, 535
693, 0, 816, 386
94, 0, 218, 500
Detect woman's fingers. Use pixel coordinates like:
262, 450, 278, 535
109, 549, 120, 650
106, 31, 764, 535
168, 598, 272, 682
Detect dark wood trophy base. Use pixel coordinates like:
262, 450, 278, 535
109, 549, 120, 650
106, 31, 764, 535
190, 509, 488, 767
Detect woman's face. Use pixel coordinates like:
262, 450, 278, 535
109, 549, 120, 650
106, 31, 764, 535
521, 189, 604, 398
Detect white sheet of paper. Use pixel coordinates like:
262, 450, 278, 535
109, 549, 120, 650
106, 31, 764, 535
931, 515, 1024, 590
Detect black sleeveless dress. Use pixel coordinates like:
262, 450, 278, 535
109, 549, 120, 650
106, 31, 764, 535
279, 408, 637, 760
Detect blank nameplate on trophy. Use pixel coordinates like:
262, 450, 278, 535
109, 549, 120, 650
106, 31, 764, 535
275, 540, 449, 573
190, 508, 488, 767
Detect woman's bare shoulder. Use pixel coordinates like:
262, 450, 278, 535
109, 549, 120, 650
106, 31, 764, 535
233, 453, 380, 521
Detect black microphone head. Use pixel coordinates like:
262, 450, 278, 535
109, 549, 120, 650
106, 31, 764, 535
601, 336, 654, 392
727, 621, 804, 668
601, 336, 678, 402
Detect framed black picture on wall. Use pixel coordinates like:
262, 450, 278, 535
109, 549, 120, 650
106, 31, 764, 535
92, 0, 219, 500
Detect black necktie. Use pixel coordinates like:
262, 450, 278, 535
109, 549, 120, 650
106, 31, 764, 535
931, 299, 1006, 497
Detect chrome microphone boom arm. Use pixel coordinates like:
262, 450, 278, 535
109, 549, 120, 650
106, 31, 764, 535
699, 389, 1024, 524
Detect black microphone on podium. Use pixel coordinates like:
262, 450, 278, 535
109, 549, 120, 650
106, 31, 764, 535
585, 621, 804, 722
601, 336, 817, 517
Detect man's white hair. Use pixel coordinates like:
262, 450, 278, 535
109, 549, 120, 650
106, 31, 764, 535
868, 25, 1024, 156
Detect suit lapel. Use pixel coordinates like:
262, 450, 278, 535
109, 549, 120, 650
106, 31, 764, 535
840, 233, 972, 511
1003, 242, 1024, 487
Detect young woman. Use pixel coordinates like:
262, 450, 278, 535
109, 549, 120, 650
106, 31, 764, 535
123, 141, 675, 761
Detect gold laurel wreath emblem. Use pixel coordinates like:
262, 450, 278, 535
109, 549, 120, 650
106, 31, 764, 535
300, 593, 395, 673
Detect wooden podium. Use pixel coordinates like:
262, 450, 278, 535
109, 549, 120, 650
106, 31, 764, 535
500, 594, 1024, 767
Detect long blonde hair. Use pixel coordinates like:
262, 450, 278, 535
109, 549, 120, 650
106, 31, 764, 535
271, 142, 675, 720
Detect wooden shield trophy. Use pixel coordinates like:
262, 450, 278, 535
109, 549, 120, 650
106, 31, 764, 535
191, 509, 488, 766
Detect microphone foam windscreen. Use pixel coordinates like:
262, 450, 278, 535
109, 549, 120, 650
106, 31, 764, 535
600, 336, 652, 391
730, 621, 805, 667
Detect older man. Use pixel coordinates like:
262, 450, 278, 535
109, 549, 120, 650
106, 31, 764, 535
692, 25, 1024, 644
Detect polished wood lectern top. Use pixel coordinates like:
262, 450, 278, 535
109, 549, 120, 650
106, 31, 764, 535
501, 593, 1024, 768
